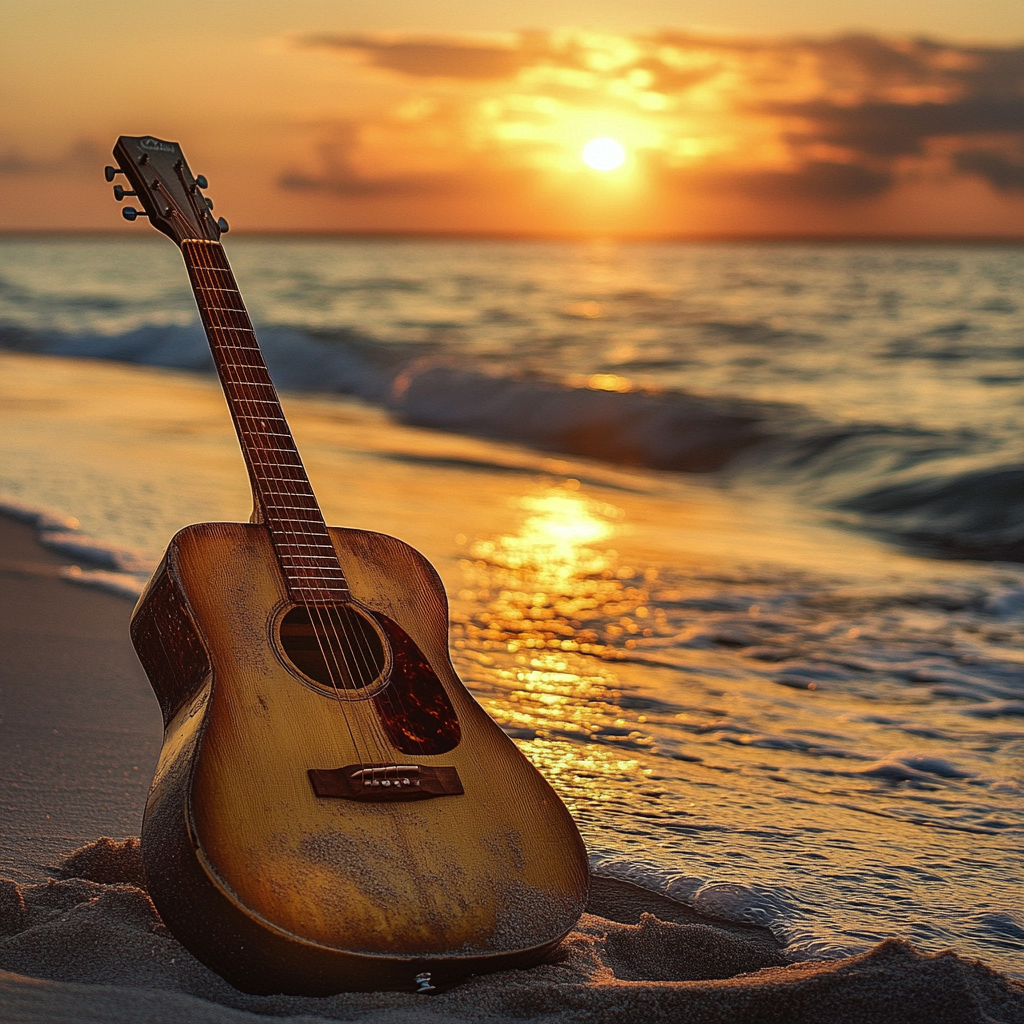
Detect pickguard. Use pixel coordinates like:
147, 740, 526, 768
370, 612, 461, 756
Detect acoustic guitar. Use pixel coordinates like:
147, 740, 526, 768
107, 135, 589, 995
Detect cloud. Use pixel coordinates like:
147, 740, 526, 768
298, 34, 534, 80
954, 150, 1024, 193
777, 98, 1024, 157
723, 162, 894, 201
0, 139, 102, 177
283, 30, 1024, 210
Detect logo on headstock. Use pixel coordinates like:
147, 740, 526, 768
141, 137, 176, 153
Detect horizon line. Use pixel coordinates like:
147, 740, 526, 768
2, 228, 1022, 245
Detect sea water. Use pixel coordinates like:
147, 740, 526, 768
1, 237, 1022, 975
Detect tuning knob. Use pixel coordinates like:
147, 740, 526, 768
217, 217, 230, 233
122, 207, 148, 221
195, 174, 208, 189
205, 197, 214, 210
104, 165, 124, 182
113, 185, 137, 201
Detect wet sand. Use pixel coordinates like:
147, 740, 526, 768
2, 513, 1022, 1024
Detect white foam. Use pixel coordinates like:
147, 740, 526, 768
0, 497, 153, 598
588, 851, 866, 962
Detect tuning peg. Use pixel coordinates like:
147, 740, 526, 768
205, 197, 214, 210
113, 185, 137, 201
195, 174, 208, 189
217, 217, 229, 233
122, 207, 148, 221
104, 166, 123, 182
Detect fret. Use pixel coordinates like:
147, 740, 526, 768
266, 516, 326, 526
281, 565, 346, 573
224, 379, 276, 387
207, 325, 256, 334
207, 321, 252, 331
205, 315, 250, 326
282, 565, 344, 572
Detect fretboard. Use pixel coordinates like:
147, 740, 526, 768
181, 239, 349, 603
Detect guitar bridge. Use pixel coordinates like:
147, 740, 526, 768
307, 764, 464, 802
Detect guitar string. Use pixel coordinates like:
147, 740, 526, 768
196, 240, 411, 771
187, 241, 391, 767
195, 240, 420, 772
186, 241, 380, 765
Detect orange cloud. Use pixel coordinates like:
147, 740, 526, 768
299, 33, 536, 80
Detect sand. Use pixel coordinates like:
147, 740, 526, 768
2, 513, 1022, 1024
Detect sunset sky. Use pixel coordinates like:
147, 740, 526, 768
2, 1, 1022, 237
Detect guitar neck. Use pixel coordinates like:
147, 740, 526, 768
181, 239, 349, 603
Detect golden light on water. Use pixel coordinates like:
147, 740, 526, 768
450, 483, 659, 791
581, 137, 627, 171
469, 484, 620, 587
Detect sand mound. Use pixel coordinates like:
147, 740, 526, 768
1, 839, 1021, 1024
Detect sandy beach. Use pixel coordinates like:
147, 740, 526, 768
2, 511, 1022, 1023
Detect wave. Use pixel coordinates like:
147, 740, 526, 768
391, 363, 781, 472
589, 855, 859, 961
743, 425, 1024, 561
4, 324, 1023, 563
0, 499, 151, 599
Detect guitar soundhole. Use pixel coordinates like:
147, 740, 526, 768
278, 604, 389, 696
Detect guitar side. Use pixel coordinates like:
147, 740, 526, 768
131, 522, 590, 995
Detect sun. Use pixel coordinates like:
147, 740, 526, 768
581, 137, 626, 172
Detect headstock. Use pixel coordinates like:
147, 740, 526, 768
107, 136, 228, 246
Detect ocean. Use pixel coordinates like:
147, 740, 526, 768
1, 236, 1022, 975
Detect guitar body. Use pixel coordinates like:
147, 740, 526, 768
132, 521, 589, 994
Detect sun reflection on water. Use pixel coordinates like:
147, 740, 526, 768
453, 481, 656, 656
450, 481, 663, 787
